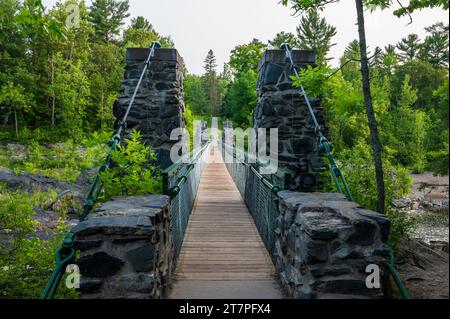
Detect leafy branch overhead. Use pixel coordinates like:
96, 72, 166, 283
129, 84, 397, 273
281, 0, 449, 17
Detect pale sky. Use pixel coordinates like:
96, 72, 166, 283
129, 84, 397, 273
43, 0, 449, 75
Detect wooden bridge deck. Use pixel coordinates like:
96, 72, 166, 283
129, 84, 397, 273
169, 146, 283, 299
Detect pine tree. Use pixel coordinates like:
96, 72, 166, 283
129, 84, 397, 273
269, 32, 299, 49
130, 16, 154, 32
396, 34, 421, 62
89, 0, 130, 43
419, 22, 449, 68
296, 9, 337, 65
203, 50, 219, 117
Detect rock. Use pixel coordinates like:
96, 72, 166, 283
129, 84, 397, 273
72, 193, 173, 299
126, 244, 154, 272
6, 143, 27, 152
347, 219, 377, 246
77, 252, 124, 278
0, 166, 83, 196
396, 237, 449, 299
275, 192, 388, 299
79, 278, 103, 293
75, 167, 99, 190
255, 50, 324, 191
74, 240, 103, 251
71, 215, 154, 237
392, 198, 412, 209
109, 273, 155, 294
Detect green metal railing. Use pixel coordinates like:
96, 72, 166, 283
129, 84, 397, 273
41, 42, 160, 299
281, 43, 353, 201
220, 142, 283, 263
281, 43, 410, 299
162, 142, 210, 258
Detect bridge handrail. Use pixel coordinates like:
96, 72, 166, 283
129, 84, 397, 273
221, 142, 289, 193
41, 42, 161, 299
281, 43, 353, 202
162, 141, 211, 198
280, 43, 410, 299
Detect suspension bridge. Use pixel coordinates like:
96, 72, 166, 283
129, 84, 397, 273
41, 42, 409, 300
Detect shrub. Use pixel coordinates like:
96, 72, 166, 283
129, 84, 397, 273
0, 188, 78, 299
100, 130, 161, 201
386, 210, 417, 250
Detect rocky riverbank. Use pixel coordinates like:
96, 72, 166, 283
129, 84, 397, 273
393, 173, 449, 247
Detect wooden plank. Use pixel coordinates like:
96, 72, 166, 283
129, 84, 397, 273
170, 146, 282, 298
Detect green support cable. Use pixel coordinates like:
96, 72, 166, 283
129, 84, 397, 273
280, 43, 410, 300
41, 42, 161, 299
386, 246, 411, 299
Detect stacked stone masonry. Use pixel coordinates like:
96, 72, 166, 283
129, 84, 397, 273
255, 50, 325, 191
275, 191, 391, 299
113, 48, 186, 169
71, 195, 173, 299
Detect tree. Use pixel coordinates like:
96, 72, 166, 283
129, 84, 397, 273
89, 0, 130, 43
419, 22, 449, 68
52, 55, 90, 137
229, 39, 267, 74
124, 16, 174, 48
0, 82, 33, 135
184, 74, 209, 115
340, 40, 361, 83
396, 34, 421, 62
269, 32, 299, 49
282, 0, 386, 212
203, 50, 220, 116
222, 70, 258, 127
89, 43, 123, 129
296, 9, 337, 65
392, 59, 448, 109
130, 16, 154, 31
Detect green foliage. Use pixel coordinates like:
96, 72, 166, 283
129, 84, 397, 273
335, 141, 413, 211
203, 50, 220, 116
396, 34, 421, 62
386, 210, 417, 250
229, 39, 267, 74
184, 74, 209, 116
184, 105, 194, 151
281, 0, 449, 17
88, 0, 130, 43
0, 81, 34, 135
0, 188, 78, 299
419, 22, 449, 68
0, 0, 174, 137
269, 32, 299, 49
51, 54, 90, 139
291, 64, 330, 96
222, 70, 257, 128
100, 130, 161, 200
296, 9, 337, 65
0, 135, 108, 183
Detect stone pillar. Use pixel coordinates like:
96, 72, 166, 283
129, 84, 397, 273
72, 195, 173, 299
113, 48, 185, 169
200, 120, 209, 145
255, 50, 325, 191
275, 191, 391, 299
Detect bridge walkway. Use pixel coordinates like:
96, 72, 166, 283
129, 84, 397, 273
169, 146, 283, 299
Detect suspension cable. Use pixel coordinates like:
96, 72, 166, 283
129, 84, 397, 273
117, 41, 161, 137
281, 43, 353, 201
281, 44, 410, 299
41, 42, 161, 299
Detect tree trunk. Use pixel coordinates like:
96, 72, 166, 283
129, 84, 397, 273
100, 91, 105, 129
51, 56, 56, 126
14, 107, 18, 136
355, 0, 386, 214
